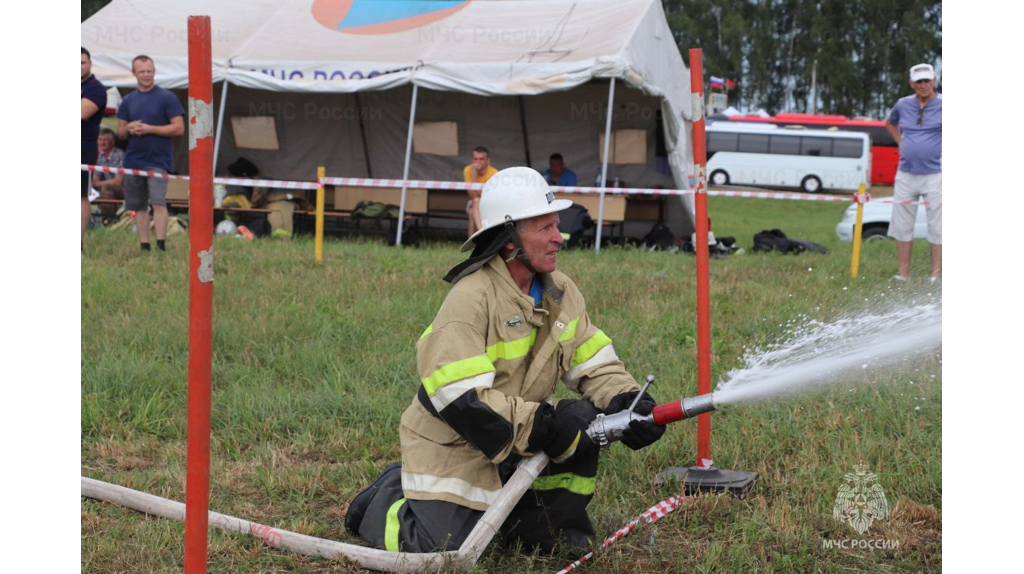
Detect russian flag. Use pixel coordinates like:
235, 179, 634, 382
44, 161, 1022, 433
710, 76, 725, 88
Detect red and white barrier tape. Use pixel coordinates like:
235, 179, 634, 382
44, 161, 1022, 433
705, 189, 848, 203
321, 176, 482, 192
82, 165, 320, 190
84, 164, 189, 180
316, 176, 872, 203
84, 166, 930, 205
557, 494, 688, 574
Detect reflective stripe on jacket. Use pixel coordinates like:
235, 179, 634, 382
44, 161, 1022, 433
399, 255, 639, 510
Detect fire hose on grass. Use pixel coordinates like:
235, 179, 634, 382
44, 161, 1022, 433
81, 376, 715, 572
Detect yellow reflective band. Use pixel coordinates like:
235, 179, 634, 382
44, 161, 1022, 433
485, 329, 538, 362
572, 330, 612, 367
558, 319, 580, 342
531, 472, 597, 496
552, 431, 581, 464
419, 324, 433, 340
385, 498, 406, 552
422, 355, 495, 396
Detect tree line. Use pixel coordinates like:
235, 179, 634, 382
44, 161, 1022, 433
663, 0, 942, 118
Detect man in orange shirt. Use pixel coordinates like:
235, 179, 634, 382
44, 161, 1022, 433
463, 146, 498, 237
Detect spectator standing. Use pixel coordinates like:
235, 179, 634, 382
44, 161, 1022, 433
462, 146, 498, 237
117, 55, 185, 252
93, 128, 125, 223
81, 47, 107, 248
885, 63, 942, 281
543, 153, 578, 187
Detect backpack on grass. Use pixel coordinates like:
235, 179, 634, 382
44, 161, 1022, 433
753, 229, 828, 254
352, 201, 401, 219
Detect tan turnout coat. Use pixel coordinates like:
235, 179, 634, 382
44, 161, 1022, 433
399, 255, 639, 511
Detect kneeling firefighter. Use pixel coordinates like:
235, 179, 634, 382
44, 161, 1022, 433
344, 167, 665, 552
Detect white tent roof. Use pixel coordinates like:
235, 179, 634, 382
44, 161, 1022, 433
83, 0, 691, 117
83, 0, 696, 237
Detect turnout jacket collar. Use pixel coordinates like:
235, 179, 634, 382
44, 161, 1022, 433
400, 255, 639, 511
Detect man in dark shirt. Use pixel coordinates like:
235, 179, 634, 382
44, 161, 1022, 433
81, 47, 107, 248
117, 55, 185, 252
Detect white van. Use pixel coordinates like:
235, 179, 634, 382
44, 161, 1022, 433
705, 122, 871, 193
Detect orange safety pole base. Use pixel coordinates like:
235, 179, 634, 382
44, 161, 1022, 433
656, 48, 757, 497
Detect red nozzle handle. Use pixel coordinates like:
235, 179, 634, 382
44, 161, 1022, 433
652, 400, 686, 425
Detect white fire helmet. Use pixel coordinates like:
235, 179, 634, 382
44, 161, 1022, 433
461, 166, 573, 251
215, 220, 238, 236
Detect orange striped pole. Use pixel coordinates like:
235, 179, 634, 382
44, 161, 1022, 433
689, 48, 713, 467
186, 15, 213, 574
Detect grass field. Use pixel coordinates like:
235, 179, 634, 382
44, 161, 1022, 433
81, 196, 941, 572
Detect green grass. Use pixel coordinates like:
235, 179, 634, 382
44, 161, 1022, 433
82, 198, 941, 572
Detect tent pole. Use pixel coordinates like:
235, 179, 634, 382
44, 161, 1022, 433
212, 79, 229, 175
596, 77, 616, 253
518, 96, 531, 168
396, 84, 419, 246
355, 92, 374, 178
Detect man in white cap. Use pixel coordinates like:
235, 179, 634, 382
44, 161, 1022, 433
344, 167, 665, 553
885, 63, 942, 281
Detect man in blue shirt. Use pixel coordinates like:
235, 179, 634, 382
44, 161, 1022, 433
885, 63, 942, 282
117, 55, 185, 252
81, 47, 107, 248
543, 153, 578, 187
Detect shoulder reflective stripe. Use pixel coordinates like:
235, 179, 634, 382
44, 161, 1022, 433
562, 344, 619, 385
419, 324, 433, 340
551, 430, 581, 464
422, 355, 495, 396
486, 328, 538, 362
384, 498, 406, 552
429, 372, 495, 412
531, 472, 597, 496
572, 330, 612, 367
558, 318, 580, 342
402, 472, 502, 506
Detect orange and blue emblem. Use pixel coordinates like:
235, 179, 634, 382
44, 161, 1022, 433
312, 0, 471, 35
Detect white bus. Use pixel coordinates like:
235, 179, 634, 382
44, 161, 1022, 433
705, 122, 871, 193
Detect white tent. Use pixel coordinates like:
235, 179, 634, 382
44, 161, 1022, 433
82, 0, 696, 240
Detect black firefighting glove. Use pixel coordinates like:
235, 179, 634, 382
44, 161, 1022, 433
605, 390, 666, 451
528, 401, 597, 465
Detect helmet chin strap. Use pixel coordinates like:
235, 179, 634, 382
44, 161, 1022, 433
503, 216, 537, 274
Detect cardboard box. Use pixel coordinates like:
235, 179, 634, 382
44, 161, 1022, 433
331, 186, 428, 214
413, 121, 459, 156
598, 129, 648, 165
624, 196, 663, 221
165, 178, 190, 201
231, 116, 280, 150
555, 193, 626, 222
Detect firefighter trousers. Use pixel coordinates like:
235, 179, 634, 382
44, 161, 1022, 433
348, 399, 601, 553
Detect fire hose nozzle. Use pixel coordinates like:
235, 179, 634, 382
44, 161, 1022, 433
587, 392, 718, 448
681, 394, 716, 419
